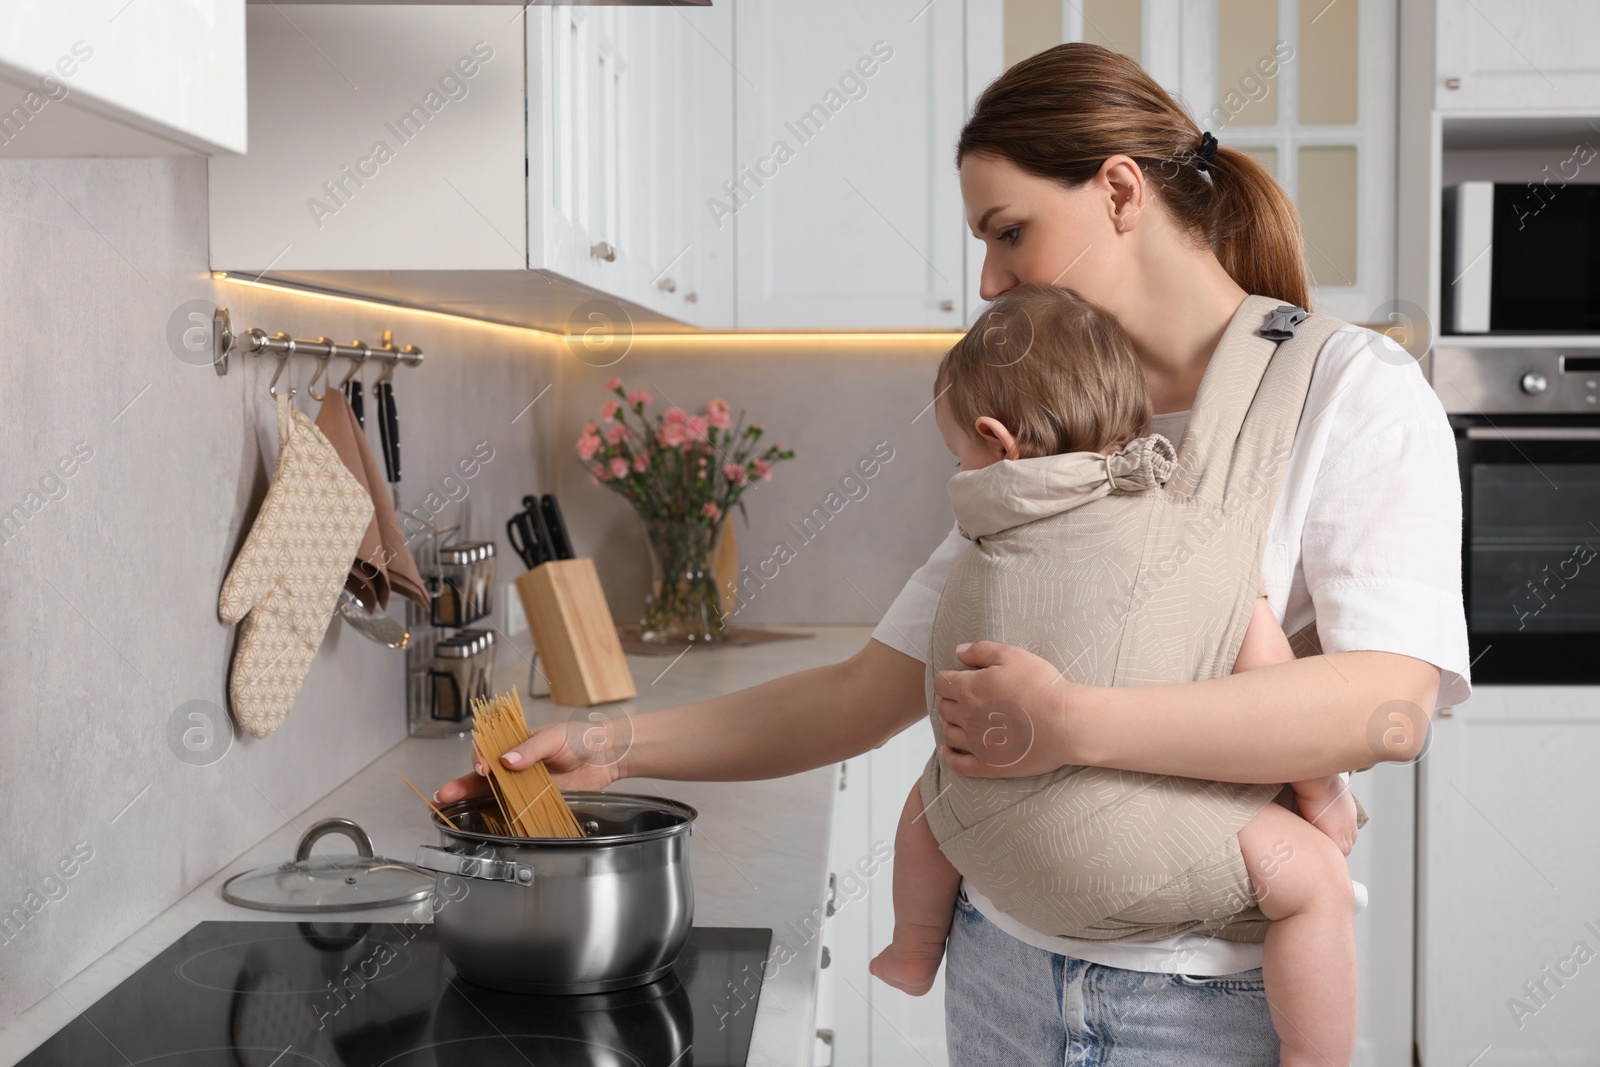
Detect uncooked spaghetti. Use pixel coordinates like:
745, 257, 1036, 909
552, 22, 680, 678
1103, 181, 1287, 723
470, 687, 585, 838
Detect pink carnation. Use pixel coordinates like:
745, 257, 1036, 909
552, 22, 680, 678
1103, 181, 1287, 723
627, 390, 652, 406
583, 421, 597, 435
706, 399, 732, 429
602, 400, 621, 421
723, 463, 750, 486
576, 433, 602, 460
605, 425, 626, 444
686, 415, 708, 441
658, 422, 689, 448
663, 406, 689, 425
609, 456, 629, 479
702, 501, 722, 521
752, 458, 772, 482
606, 376, 623, 391
631, 453, 649, 473
589, 464, 608, 484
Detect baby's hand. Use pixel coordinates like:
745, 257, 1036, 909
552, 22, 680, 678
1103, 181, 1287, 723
1291, 775, 1358, 856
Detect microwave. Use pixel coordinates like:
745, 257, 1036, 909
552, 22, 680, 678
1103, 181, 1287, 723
1443, 180, 1600, 334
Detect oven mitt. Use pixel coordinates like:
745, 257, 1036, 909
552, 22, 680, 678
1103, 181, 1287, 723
220, 393, 374, 738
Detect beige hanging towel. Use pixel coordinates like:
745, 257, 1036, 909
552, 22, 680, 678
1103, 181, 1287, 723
220, 394, 374, 738
314, 388, 428, 612
919, 296, 1367, 946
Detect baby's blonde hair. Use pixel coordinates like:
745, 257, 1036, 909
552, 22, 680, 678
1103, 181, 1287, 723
935, 283, 1151, 459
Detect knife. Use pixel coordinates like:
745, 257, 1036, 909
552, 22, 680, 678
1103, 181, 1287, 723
344, 378, 365, 429
540, 494, 574, 560
374, 378, 401, 494
527, 498, 556, 567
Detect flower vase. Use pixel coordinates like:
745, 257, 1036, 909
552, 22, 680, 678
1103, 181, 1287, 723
640, 517, 729, 643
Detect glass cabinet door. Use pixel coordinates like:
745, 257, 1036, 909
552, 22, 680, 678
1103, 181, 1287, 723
998, 0, 1395, 324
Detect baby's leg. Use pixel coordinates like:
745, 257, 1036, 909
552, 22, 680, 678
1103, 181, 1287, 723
868, 782, 962, 996
1237, 799, 1358, 1067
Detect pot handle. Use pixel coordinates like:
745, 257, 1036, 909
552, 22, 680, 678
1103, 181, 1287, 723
415, 845, 535, 886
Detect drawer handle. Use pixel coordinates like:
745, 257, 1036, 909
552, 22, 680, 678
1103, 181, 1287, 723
590, 241, 617, 262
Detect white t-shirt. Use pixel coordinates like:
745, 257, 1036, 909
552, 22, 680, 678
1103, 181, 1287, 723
870, 324, 1472, 975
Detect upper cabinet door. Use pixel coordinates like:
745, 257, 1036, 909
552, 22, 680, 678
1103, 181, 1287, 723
1436, 0, 1600, 110
210, 5, 526, 271
733, 0, 967, 329
0, 0, 245, 158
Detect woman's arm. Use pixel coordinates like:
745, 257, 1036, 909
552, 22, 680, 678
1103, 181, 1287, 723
614, 637, 927, 781
434, 637, 927, 801
933, 640, 1438, 784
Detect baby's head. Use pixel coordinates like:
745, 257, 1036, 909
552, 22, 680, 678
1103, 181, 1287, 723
934, 283, 1152, 471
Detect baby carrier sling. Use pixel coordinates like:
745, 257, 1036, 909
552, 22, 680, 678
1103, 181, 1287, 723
918, 295, 1365, 944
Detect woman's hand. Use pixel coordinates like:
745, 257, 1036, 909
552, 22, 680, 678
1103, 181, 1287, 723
935, 641, 1096, 778
432, 718, 626, 805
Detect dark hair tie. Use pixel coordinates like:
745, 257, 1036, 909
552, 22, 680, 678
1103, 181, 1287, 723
1195, 131, 1219, 171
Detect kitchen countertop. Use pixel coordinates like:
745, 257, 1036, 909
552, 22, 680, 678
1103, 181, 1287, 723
0, 625, 875, 1067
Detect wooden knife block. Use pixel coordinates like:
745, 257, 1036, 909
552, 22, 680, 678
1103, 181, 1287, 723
514, 559, 636, 706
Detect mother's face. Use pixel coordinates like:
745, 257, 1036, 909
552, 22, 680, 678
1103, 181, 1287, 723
959, 152, 1129, 312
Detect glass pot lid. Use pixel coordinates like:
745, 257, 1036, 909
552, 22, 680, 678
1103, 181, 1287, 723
222, 817, 434, 913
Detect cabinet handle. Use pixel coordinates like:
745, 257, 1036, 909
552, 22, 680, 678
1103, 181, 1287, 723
839, 761, 847, 790
684, 291, 698, 304
657, 277, 677, 293
939, 299, 954, 312
590, 241, 617, 262
1445, 77, 1461, 90
825, 872, 839, 917
816, 1028, 835, 1067
820, 945, 832, 969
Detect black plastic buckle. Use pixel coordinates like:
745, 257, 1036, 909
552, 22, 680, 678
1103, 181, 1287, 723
1258, 305, 1308, 341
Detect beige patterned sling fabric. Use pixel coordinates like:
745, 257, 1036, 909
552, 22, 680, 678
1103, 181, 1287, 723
918, 296, 1356, 944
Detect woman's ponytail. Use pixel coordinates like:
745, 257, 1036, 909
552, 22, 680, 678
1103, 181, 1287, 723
956, 43, 1313, 312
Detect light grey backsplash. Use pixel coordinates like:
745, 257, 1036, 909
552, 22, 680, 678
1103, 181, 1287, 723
0, 156, 958, 1025
0, 157, 559, 1022
555, 344, 957, 631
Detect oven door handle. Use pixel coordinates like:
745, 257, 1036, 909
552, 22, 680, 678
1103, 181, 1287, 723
1463, 426, 1600, 440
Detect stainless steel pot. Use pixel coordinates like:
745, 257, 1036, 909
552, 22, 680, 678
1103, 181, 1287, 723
414, 792, 696, 995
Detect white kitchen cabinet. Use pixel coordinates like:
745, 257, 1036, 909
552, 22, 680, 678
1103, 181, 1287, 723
0, 0, 245, 157
817, 756, 873, 1067
209, 4, 732, 330
732, 0, 967, 329
818, 725, 951, 1067
1416, 688, 1600, 1065
1435, 0, 1600, 111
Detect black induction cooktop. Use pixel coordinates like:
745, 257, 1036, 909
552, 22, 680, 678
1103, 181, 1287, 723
19, 920, 772, 1066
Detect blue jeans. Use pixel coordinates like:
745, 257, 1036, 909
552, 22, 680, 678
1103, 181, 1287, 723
945, 888, 1279, 1065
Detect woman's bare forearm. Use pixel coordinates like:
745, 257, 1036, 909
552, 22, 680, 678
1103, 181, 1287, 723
1075, 650, 1441, 783
616, 638, 927, 783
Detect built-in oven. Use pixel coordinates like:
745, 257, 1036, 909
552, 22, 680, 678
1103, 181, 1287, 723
1435, 344, 1600, 683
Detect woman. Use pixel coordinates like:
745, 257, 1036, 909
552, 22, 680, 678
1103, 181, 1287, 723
437, 43, 1469, 1063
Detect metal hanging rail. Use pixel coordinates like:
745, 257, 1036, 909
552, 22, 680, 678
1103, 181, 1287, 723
209, 306, 423, 382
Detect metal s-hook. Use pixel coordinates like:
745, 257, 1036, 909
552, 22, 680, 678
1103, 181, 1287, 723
338, 343, 371, 388
267, 343, 296, 398
306, 339, 334, 401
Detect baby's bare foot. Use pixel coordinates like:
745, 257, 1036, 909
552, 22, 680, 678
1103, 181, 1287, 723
869, 941, 943, 996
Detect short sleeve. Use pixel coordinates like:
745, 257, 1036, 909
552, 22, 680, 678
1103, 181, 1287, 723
869, 522, 964, 663
1298, 359, 1471, 708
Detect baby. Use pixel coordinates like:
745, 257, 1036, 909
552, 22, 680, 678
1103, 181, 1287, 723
868, 283, 1361, 1067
